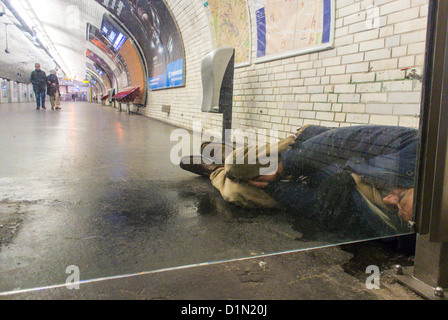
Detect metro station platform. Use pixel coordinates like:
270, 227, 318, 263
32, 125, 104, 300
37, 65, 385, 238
0, 102, 422, 300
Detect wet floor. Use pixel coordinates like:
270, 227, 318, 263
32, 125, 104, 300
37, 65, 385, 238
0, 102, 389, 293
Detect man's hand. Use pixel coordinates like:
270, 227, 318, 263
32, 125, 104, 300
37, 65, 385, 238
248, 162, 284, 188
382, 188, 414, 222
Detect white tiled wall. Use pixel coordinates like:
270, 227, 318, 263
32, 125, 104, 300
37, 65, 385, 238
143, 0, 428, 139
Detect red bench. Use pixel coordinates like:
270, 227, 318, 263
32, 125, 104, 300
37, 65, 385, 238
100, 94, 109, 105
112, 86, 141, 114
113, 86, 140, 102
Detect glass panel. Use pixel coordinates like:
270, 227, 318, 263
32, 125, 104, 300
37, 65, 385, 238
0, 0, 426, 294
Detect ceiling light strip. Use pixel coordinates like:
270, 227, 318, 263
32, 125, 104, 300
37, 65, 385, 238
2, 0, 69, 77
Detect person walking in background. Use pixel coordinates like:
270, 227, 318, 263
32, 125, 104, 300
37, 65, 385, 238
30, 63, 47, 110
47, 70, 61, 110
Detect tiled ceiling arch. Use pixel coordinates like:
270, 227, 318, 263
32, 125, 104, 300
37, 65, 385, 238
0, 0, 186, 96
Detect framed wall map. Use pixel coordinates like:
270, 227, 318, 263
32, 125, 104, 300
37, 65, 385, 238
254, 0, 334, 63
203, 0, 251, 66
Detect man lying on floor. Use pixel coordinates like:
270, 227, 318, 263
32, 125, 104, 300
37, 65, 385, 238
180, 125, 418, 238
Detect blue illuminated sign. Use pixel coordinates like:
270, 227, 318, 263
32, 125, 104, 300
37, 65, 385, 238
100, 17, 127, 52
149, 59, 184, 90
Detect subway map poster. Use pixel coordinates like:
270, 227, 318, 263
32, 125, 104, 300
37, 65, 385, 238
203, 0, 251, 66
255, 0, 334, 62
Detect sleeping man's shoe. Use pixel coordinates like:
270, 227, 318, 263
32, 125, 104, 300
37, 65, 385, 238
180, 156, 223, 177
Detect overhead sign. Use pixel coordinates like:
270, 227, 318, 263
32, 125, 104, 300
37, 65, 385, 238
100, 16, 128, 52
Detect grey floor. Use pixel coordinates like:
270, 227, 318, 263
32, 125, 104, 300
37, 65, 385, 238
0, 102, 419, 300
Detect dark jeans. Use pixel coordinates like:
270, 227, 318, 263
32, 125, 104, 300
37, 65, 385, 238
34, 90, 46, 108
265, 177, 410, 238
264, 124, 415, 237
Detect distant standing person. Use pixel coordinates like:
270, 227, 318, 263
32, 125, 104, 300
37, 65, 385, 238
30, 63, 47, 110
47, 70, 61, 110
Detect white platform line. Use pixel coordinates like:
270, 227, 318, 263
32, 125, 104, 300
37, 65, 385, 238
0, 236, 393, 297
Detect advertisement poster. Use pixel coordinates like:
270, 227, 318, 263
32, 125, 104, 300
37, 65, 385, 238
87, 62, 112, 90
87, 23, 131, 87
86, 50, 116, 89
254, 0, 333, 61
95, 0, 185, 90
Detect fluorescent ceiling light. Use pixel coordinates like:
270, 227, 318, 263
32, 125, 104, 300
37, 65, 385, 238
11, 0, 71, 77
9, 0, 35, 30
